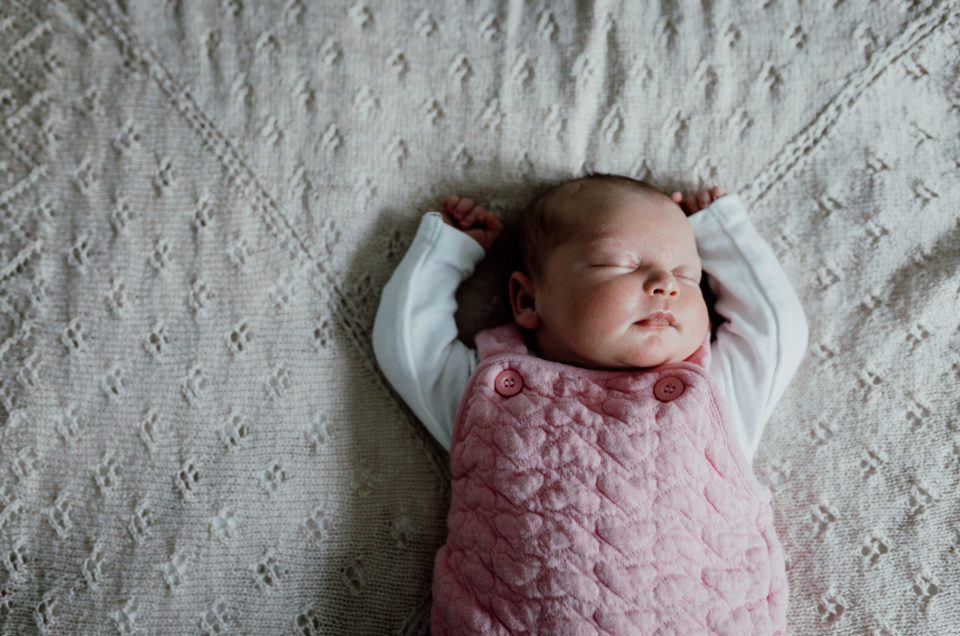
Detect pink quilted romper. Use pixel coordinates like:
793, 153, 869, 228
432, 324, 788, 635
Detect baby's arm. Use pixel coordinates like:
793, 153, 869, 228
372, 197, 501, 451
682, 191, 808, 463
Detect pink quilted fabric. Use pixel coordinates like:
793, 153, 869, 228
432, 324, 788, 635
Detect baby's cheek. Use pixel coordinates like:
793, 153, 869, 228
687, 297, 711, 340
579, 285, 631, 326
554, 294, 599, 343
568, 299, 604, 336
696, 294, 710, 326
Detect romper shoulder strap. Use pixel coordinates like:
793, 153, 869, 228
475, 323, 529, 359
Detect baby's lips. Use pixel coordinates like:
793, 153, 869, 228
637, 311, 675, 326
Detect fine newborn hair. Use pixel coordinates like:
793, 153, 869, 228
516, 174, 673, 281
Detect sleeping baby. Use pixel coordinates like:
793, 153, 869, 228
373, 174, 808, 634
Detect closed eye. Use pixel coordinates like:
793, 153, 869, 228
674, 270, 701, 282
590, 262, 637, 269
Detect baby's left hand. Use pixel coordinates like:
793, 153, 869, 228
440, 195, 503, 253
671, 187, 727, 216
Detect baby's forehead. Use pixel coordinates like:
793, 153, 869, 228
556, 191, 697, 252
560, 179, 663, 211
557, 184, 673, 229
522, 176, 693, 269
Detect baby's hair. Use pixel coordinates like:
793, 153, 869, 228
517, 173, 670, 280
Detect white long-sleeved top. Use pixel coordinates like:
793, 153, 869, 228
372, 195, 808, 463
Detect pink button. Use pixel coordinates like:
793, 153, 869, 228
653, 376, 685, 402
494, 369, 523, 397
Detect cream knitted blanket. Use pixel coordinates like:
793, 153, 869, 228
1, 1, 958, 633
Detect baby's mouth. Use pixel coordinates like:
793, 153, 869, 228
636, 311, 675, 328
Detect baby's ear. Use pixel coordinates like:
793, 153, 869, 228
508, 271, 539, 329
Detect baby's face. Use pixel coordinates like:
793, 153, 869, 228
526, 188, 709, 369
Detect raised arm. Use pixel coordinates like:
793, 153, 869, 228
372, 198, 502, 450
681, 191, 808, 462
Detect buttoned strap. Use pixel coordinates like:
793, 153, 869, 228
475, 323, 530, 359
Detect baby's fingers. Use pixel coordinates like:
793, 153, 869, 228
695, 190, 711, 209
480, 209, 504, 235
472, 209, 504, 251
442, 195, 460, 215
454, 197, 475, 220
671, 191, 694, 215
464, 204, 496, 230
442, 195, 474, 220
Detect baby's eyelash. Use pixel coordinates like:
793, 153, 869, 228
674, 270, 700, 281
590, 262, 636, 269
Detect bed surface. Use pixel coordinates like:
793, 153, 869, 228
1, 1, 958, 633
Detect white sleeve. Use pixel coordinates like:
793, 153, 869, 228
689, 195, 808, 463
372, 212, 485, 451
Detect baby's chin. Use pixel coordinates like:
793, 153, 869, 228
612, 344, 701, 369
616, 354, 680, 369
576, 351, 680, 370
536, 332, 700, 370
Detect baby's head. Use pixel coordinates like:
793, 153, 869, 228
509, 174, 709, 369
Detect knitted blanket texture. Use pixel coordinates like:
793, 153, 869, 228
1, 0, 958, 633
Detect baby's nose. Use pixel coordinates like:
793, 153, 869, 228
645, 271, 678, 297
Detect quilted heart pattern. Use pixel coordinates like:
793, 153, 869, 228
433, 325, 787, 634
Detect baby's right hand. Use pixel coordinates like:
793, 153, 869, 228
671, 186, 727, 216
440, 195, 504, 253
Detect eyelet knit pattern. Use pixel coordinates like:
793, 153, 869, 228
1, 0, 958, 632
